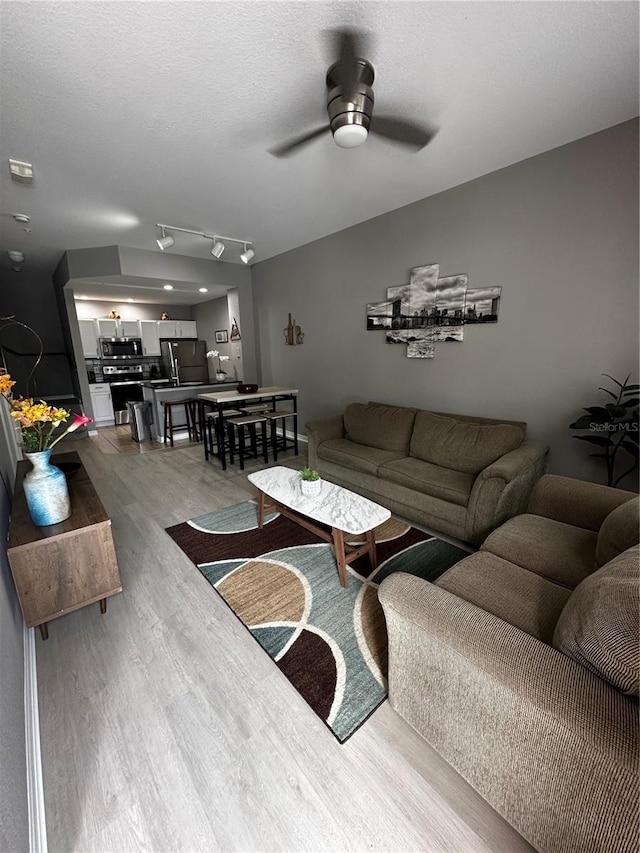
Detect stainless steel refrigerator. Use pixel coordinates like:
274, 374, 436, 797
161, 340, 209, 384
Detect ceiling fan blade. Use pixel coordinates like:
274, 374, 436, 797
371, 116, 438, 151
269, 125, 329, 158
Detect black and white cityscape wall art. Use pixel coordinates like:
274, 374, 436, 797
367, 264, 501, 361
366, 301, 394, 329
464, 287, 502, 323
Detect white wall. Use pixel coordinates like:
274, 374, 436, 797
252, 120, 639, 486
0, 412, 29, 852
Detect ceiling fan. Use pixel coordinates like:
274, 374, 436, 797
270, 28, 437, 158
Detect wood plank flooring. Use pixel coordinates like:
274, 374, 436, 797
36, 432, 534, 852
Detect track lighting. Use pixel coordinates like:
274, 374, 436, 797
155, 223, 254, 263
240, 244, 255, 264
156, 227, 175, 251
211, 239, 225, 259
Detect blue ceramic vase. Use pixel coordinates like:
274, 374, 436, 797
23, 450, 70, 526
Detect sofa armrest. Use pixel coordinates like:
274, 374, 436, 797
465, 440, 549, 544
378, 572, 639, 853
528, 474, 637, 532
304, 414, 345, 469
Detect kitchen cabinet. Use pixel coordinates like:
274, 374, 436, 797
157, 320, 197, 339
79, 319, 100, 357
8, 451, 122, 640
89, 384, 114, 425
140, 320, 161, 355
96, 318, 141, 338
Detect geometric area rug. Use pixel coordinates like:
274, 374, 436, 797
165, 501, 468, 742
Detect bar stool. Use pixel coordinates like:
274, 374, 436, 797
162, 399, 200, 447
262, 410, 299, 461
207, 408, 243, 463
226, 415, 269, 470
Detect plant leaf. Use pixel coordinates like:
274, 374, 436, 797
573, 435, 611, 447
601, 373, 624, 388
597, 387, 618, 400
621, 397, 640, 408
622, 384, 640, 394
583, 406, 612, 422
569, 414, 596, 430
588, 452, 609, 459
620, 438, 640, 459
605, 404, 629, 418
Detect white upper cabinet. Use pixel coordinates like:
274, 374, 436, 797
157, 320, 197, 339
79, 319, 99, 357
96, 318, 141, 337
140, 321, 161, 356
96, 318, 118, 337
120, 319, 141, 337
178, 320, 198, 338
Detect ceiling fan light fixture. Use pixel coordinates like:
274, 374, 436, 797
8, 250, 25, 263
211, 239, 225, 258
240, 244, 255, 264
157, 227, 175, 251
333, 124, 369, 149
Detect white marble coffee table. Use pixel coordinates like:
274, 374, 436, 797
248, 466, 391, 587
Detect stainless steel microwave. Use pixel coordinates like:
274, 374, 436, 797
100, 337, 143, 359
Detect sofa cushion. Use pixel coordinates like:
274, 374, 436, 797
437, 551, 573, 643
343, 402, 416, 453
481, 514, 598, 588
595, 496, 640, 568
409, 411, 525, 475
379, 457, 474, 507
317, 438, 406, 477
553, 547, 639, 694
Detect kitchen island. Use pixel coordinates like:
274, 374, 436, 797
143, 380, 240, 441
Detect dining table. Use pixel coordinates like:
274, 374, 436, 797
198, 386, 299, 469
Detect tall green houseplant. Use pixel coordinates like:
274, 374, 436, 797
569, 374, 639, 488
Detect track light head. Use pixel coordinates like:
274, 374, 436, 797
240, 244, 255, 264
211, 239, 225, 259
157, 227, 175, 251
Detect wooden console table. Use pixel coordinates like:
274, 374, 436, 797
7, 451, 122, 639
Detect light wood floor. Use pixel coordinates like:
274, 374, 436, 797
36, 432, 534, 853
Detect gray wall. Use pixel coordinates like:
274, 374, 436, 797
0, 419, 29, 852
252, 120, 639, 486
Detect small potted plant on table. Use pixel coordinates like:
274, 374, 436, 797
300, 466, 321, 496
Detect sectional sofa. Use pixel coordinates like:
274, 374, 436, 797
379, 475, 639, 853
306, 401, 549, 545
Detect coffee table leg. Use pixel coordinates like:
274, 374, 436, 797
256, 490, 266, 528
331, 527, 348, 587
366, 528, 378, 570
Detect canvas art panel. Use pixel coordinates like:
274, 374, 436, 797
464, 286, 502, 323
407, 339, 435, 359
366, 301, 394, 329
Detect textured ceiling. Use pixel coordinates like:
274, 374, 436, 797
0, 1, 638, 304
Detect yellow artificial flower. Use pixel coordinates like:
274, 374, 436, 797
0, 374, 16, 395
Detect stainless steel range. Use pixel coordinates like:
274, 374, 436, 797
103, 364, 144, 425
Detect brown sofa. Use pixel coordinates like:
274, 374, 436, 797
378, 475, 639, 853
306, 401, 549, 545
